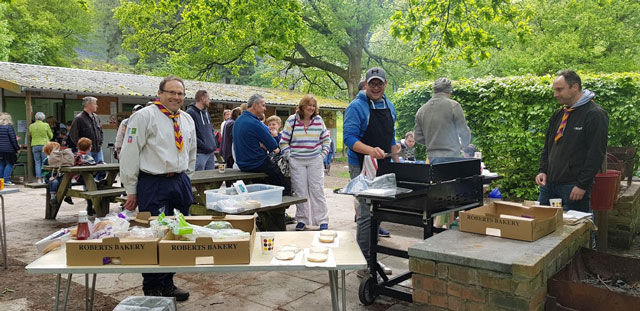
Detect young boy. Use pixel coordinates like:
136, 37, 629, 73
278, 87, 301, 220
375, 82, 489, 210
265, 115, 282, 145
400, 131, 416, 161
75, 137, 100, 215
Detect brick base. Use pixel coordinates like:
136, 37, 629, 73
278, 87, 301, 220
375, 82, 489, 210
410, 226, 590, 310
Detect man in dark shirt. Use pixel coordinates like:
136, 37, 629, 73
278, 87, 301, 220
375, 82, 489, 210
69, 96, 104, 163
536, 70, 609, 212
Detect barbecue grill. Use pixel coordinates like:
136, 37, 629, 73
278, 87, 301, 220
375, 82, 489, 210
352, 159, 485, 305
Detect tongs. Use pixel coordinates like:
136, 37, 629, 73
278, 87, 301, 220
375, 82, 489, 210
384, 152, 401, 158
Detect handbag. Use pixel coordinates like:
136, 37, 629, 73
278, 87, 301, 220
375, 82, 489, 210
274, 119, 297, 177
48, 148, 74, 167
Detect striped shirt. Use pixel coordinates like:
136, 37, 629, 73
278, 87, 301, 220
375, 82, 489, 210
280, 113, 331, 159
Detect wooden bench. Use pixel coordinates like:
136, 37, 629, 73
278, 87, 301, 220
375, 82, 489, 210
76, 188, 126, 217
24, 182, 48, 189
190, 195, 307, 216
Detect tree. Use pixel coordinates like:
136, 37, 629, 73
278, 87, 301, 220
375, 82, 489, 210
0, 4, 13, 61
389, 0, 529, 72
4, 0, 92, 66
116, 0, 428, 99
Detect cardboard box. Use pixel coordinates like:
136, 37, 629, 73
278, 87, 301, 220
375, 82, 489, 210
157, 215, 256, 266
66, 237, 159, 266
459, 201, 561, 242
523, 200, 564, 227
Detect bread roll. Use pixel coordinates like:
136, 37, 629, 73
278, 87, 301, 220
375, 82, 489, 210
70, 228, 77, 238
318, 235, 334, 243
275, 251, 296, 261
42, 240, 62, 254
307, 252, 328, 262
310, 246, 328, 254
93, 221, 114, 232
319, 230, 337, 238
279, 245, 300, 253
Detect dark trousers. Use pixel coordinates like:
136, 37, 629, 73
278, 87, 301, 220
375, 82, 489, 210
243, 158, 291, 231
138, 171, 193, 292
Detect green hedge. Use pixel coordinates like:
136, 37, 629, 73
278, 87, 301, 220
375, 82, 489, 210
394, 73, 640, 200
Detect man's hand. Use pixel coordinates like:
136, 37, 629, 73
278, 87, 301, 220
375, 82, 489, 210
123, 194, 138, 211
569, 186, 586, 201
369, 146, 385, 159
273, 147, 280, 154
535, 173, 547, 186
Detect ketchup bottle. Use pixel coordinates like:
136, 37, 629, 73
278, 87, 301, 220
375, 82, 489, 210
76, 210, 90, 240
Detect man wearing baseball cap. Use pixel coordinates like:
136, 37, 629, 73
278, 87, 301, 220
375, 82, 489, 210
343, 67, 400, 278
115, 103, 146, 159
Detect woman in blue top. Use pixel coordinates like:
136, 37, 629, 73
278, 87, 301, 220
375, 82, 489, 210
0, 113, 20, 185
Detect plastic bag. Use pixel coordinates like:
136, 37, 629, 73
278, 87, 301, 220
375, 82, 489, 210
35, 228, 71, 254
361, 155, 378, 180
205, 221, 234, 230
113, 296, 176, 311
342, 173, 397, 195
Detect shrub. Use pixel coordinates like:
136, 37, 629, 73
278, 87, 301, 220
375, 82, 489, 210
395, 73, 640, 200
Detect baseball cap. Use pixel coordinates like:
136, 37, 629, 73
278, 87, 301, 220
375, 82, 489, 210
132, 104, 144, 112
365, 67, 386, 83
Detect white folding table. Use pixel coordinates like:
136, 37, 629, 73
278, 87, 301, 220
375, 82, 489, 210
26, 231, 366, 311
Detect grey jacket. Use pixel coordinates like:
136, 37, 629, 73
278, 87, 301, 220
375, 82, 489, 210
414, 93, 471, 158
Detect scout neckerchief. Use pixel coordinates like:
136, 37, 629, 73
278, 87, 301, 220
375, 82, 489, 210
154, 99, 183, 152
554, 106, 575, 142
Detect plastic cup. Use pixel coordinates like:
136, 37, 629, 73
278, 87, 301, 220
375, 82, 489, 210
549, 198, 562, 208
0, 179, 4, 190
260, 233, 275, 255
218, 163, 226, 173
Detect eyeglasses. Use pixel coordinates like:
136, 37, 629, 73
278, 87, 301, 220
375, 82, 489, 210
160, 89, 185, 97
368, 81, 385, 89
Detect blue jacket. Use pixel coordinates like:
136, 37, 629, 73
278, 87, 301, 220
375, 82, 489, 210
186, 104, 217, 154
343, 91, 397, 166
233, 111, 278, 170
0, 125, 20, 153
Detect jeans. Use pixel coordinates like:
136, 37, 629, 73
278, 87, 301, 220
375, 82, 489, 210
429, 157, 464, 164
0, 159, 12, 182
48, 177, 60, 194
33, 145, 45, 178
538, 182, 591, 212
195, 152, 215, 171
349, 164, 376, 262
90, 150, 104, 163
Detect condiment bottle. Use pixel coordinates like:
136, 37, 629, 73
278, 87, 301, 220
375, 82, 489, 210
76, 210, 90, 240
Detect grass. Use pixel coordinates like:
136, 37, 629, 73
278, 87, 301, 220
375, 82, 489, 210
335, 112, 344, 152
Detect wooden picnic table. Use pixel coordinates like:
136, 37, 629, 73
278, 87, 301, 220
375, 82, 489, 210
43, 164, 121, 219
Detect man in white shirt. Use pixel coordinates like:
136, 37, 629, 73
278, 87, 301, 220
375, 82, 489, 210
120, 75, 196, 301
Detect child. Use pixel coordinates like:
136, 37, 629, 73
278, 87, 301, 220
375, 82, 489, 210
265, 115, 282, 145
43, 142, 73, 207
324, 130, 335, 175
75, 137, 99, 215
400, 131, 416, 161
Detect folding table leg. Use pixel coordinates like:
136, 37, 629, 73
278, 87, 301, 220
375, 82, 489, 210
63, 273, 72, 311
55, 274, 61, 311
341, 270, 346, 311
328, 270, 339, 311
85, 274, 89, 310
89, 274, 97, 310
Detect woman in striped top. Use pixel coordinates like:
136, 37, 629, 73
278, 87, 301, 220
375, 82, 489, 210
280, 95, 332, 231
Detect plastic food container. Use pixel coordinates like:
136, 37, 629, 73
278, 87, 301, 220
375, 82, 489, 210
205, 184, 284, 207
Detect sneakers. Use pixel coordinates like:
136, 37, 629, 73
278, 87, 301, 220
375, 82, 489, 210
319, 223, 328, 230
378, 227, 390, 237
162, 285, 190, 302
295, 222, 306, 231
4, 181, 14, 186
64, 197, 74, 205
37, 178, 44, 184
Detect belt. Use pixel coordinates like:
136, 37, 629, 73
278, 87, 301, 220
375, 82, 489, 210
141, 171, 180, 178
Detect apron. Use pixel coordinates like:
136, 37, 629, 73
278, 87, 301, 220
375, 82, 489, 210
357, 97, 394, 168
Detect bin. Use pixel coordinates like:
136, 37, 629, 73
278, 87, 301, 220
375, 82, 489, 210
590, 170, 620, 211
